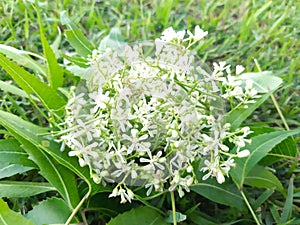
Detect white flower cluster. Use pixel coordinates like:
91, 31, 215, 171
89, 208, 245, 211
59, 26, 259, 203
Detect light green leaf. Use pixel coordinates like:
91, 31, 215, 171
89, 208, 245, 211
0, 111, 80, 209
0, 80, 36, 100
0, 44, 46, 76
60, 11, 94, 57
244, 165, 284, 194
0, 53, 66, 113
36, 5, 64, 90
0, 181, 55, 198
230, 129, 300, 188
107, 206, 168, 225
0, 162, 33, 179
0, 139, 37, 168
226, 72, 282, 130
25, 197, 72, 225
99, 27, 126, 52
237, 71, 282, 93
0, 198, 35, 225
0, 110, 99, 196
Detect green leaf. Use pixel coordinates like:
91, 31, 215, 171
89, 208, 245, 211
191, 161, 245, 209
0, 44, 46, 76
60, 11, 94, 57
0, 162, 33, 179
107, 206, 168, 225
187, 211, 219, 225
0, 110, 99, 195
0, 110, 80, 209
279, 176, 294, 223
0, 198, 35, 225
252, 189, 275, 211
244, 165, 284, 194
99, 27, 126, 52
0, 80, 26, 97
230, 129, 300, 188
165, 211, 186, 223
237, 71, 282, 93
25, 197, 72, 225
0, 53, 66, 113
0, 181, 55, 198
226, 93, 270, 130
249, 126, 298, 165
35, 5, 64, 90
0, 139, 37, 168
190, 181, 245, 209
226, 72, 282, 130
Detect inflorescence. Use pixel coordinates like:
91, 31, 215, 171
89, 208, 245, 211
59, 26, 260, 203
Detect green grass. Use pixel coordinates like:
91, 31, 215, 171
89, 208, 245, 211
0, 0, 299, 224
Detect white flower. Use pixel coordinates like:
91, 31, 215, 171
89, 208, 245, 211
160, 27, 177, 42
237, 149, 250, 158
187, 25, 208, 41
236, 65, 245, 75
122, 129, 150, 154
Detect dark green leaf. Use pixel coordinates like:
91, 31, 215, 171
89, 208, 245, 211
0, 110, 80, 209
252, 189, 275, 211
0, 162, 33, 179
107, 206, 168, 225
0, 181, 55, 198
0, 110, 99, 196
0, 139, 36, 168
0, 198, 35, 225
244, 165, 284, 194
230, 129, 300, 188
25, 197, 73, 225
190, 181, 245, 209
279, 176, 294, 223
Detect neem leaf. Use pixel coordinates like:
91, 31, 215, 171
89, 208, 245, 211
230, 128, 300, 189
107, 206, 168, 225
25, 197, 72, 225
0, 199, 35, 225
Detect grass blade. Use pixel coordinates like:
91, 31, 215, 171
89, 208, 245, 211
0, 53, 66, 113
35, 4, 64, 90
279, 176, 294, 223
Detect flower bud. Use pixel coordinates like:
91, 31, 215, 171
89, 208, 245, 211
237, 150, 250, 158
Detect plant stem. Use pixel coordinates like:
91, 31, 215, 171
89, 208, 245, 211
65, 182, 92, 225
240, 190, 261, 225
254, 59, 289, 130
170, 191, 177, 225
